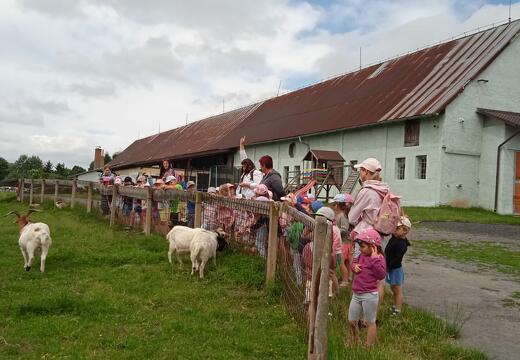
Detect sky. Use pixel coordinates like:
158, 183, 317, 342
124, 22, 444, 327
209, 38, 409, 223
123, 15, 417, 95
1, 0, 519, 168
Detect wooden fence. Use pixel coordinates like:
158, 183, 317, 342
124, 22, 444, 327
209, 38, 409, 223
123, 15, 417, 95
17, 178, 333, 359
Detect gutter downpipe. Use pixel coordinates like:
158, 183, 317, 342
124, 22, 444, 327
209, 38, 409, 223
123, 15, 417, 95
494, 129, 520, 212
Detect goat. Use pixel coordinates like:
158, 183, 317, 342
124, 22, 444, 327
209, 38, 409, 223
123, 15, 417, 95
6, 209, 52, 272
167, 226, 227, 264
190, 230, 219, 279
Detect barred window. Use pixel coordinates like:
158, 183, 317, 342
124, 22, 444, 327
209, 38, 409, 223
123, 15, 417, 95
416, 155, 427, 179
405, 120, 420, 146
395, 158, 405, 180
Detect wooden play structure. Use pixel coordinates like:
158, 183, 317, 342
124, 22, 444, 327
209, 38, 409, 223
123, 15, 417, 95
284, 149, 361, 201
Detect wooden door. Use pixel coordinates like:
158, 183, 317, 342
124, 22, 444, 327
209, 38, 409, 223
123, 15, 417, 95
515, 152, 520, 214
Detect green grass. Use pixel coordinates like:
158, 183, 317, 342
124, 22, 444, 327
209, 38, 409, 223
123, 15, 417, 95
403, 206, 520, 225
0, 193, 487, 359
327, 288, 486, 360
0, 194, 306, 359
413, 240, 520, 278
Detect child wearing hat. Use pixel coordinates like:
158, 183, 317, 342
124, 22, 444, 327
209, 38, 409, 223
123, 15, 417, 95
348, 228, 386, 347
384, 216, 412, 316
329, 194, 352, 287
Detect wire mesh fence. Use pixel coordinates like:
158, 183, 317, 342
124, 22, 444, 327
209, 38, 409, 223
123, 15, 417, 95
277, 204, 316, 332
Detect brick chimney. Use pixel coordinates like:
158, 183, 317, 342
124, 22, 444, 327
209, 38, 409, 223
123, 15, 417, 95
94, 146, 104, 169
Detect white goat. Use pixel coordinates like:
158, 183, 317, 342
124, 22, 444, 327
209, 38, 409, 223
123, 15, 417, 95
189, 230, 218, 279
6, 209, 52, 272
167, 226, 205, 264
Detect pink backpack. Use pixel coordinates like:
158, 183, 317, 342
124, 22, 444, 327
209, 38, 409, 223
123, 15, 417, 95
374, 191, 402, 235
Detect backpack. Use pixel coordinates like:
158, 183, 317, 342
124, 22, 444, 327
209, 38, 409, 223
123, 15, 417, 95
373, 191, 402, 235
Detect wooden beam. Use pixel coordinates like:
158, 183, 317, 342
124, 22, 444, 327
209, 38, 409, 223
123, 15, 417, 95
265, 202, 280, 282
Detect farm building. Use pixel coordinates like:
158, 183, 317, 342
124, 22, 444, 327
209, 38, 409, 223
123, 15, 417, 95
108, 20, 520, 215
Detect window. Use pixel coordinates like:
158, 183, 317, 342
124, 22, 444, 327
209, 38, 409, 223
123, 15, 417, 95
289, 142, 296, 158
294, 165, 301, 186
283, 166, 289, 185
395, 158, 405, 180
405, 120, 420, 146
349, 160, 358, 173
416, 155, 427, 179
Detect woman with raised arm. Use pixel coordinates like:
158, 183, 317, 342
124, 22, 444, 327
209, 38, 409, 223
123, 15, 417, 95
236, 136, 263, 199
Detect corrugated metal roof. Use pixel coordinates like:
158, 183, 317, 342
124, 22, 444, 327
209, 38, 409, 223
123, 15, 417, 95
304, 150, 345, 162
110, 20, 520, 169
477, 108, 520, 128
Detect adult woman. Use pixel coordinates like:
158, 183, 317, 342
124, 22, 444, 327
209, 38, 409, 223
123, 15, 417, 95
160, 160, 175, 182
236, 136, 263, 199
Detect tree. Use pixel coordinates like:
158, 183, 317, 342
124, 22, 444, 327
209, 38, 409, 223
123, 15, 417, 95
8, 155, 44, 179
88, 161, 95, 171
54, 162, 68, 178
0, 157, 10, 181
104, 152, 112, 165
44, 160, 53, 173
70, 165, 86, 175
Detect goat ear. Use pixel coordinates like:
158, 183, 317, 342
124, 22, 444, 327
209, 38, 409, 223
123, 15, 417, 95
4, 211, 20, 218
26, 209, 41, 217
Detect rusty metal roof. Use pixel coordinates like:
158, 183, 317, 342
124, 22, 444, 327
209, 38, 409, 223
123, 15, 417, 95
477, 108, 520, 128
110, 20, 520, 169
303, 150, 345, 162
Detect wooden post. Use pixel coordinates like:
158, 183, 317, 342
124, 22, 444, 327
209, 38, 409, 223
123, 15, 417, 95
109, 185, 118, 227
20, 179, 24, 202
71, 180, 77, 209
54, 181, 59, 204
40, 179, 45, 204
194, 192, 203, 228
308, 216, 328, 360
314, 222, 332, 359
145, 187, 153, 235
265, 202, 280, 283
86, 182, 93, 213
29, 179, 34, 206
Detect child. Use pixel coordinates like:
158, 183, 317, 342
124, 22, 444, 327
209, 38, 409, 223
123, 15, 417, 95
186, 181, 196, 228
348, 228, 386, 347
384, 216, 411, 316
329, 194, 351, 287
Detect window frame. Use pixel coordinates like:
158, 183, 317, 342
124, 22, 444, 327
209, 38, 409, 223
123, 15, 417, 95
415, 155, 427, 179
395, 157, 406, 180
404, 120, 420, 147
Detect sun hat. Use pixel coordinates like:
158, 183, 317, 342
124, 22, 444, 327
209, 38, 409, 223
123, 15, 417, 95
397, 216, 412, 229
315, 207, 335, 221
165, 175, 176, 184
310, 201, 324, 213
207, 187, 217, 193
136, 175, 146, 183
356, 228, 382, 247
114, 176, 122, 185
306, 193, 316, 201
329, 194, 346, 204
343, 193, 354, 204
186, 180, 196, 188
254, 184, 269, 195
354, 158, 382, 173
155, 178, 164, 185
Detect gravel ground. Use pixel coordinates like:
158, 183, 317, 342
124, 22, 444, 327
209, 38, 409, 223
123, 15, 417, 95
403, 222, 520, 360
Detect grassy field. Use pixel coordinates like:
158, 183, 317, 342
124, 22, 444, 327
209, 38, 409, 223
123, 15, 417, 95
413, 240, 520, 279
0, 193, 486, 359
403, 206, 520, 225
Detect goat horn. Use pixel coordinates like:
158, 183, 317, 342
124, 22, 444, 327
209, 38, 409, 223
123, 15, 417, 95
4, 210, 20, 218
26, 209, 42, 217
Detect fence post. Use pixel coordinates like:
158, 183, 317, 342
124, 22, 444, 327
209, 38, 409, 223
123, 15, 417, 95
145, 187, 153, 235
71, 180, 77, 209
29, 179, 34, 206
109, 184, 118, 227
20, 178, 24, 202
194, 192, 203, 228
308, 216, 328, 360
314, 222, 332, 359
87, 182, 93, 213
266, 202, 280, 283
40, 179, 45, 204
54, 181, 59, 204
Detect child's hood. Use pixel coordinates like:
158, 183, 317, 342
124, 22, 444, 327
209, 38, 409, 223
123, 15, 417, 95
362, 180, 390, 196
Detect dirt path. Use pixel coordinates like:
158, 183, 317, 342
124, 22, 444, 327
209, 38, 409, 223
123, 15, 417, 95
404, 222, 520, 360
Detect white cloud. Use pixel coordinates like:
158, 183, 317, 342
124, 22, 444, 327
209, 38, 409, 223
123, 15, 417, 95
1, 0, 519, 168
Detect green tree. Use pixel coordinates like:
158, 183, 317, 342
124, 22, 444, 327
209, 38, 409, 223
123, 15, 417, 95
88, 161, 95, 171
0, 157, 10, 181
104, 152, 112, 165
44, 160, 53, 173
54, 162, 69, 178
8, 155, 44, 179
70, 165, 86, 175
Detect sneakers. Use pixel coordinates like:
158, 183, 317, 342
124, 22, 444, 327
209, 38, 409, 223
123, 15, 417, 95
391, 307, 401, 316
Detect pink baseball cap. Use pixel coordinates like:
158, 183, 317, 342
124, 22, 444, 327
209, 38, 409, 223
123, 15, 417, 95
343, 193, 354, 204
354, 158, 382, 173
356, 228, 382, 247
254, 184, 268, 195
